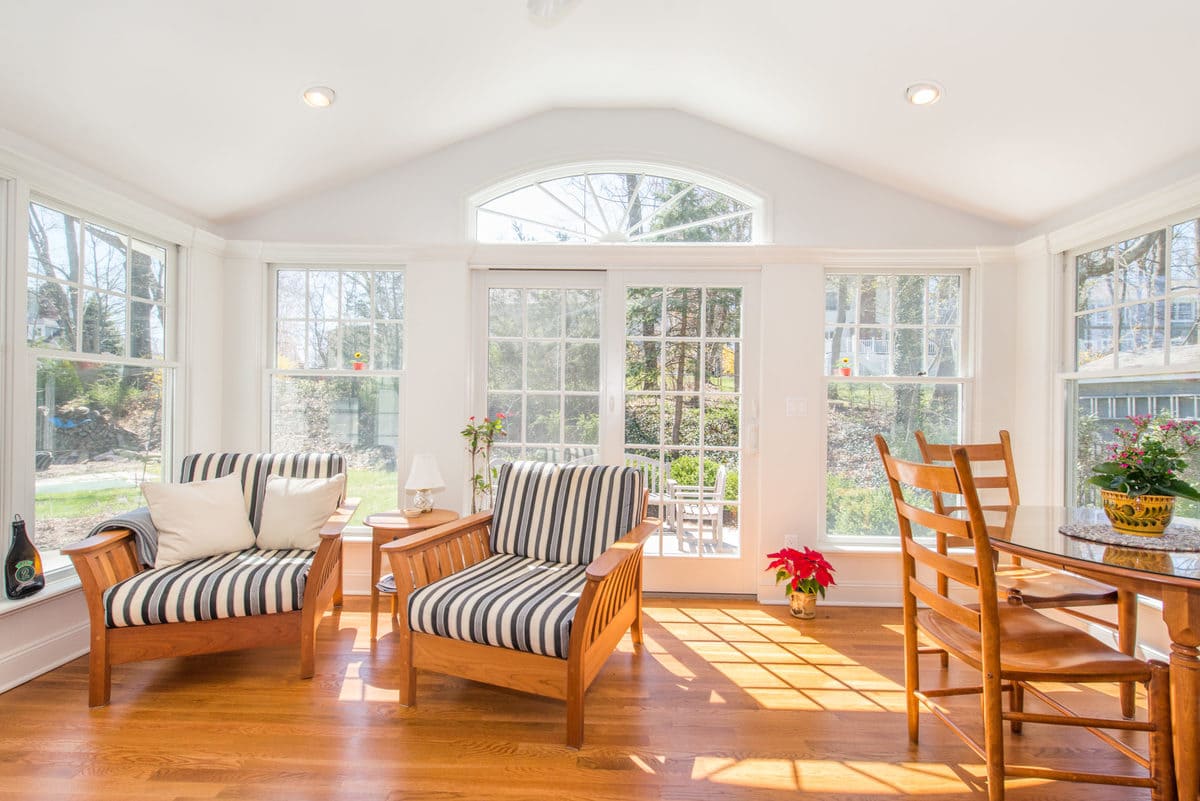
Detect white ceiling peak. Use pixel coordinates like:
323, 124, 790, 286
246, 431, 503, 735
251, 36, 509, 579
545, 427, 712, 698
1, 1, 1198, 228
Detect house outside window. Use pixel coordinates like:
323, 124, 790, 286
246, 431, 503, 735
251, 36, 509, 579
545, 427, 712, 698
26, 200, 174, 558
268, 265, 405, 524
1067, 215, 1200, 512
824, 270, 969, 537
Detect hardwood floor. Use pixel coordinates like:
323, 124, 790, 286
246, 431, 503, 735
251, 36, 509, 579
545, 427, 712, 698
0, 599, 1163, 800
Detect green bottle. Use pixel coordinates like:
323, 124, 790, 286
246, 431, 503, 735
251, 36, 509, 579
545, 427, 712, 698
6, 515, 45, 600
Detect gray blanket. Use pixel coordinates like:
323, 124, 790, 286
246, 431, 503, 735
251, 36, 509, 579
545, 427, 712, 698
87, 507, 159, 568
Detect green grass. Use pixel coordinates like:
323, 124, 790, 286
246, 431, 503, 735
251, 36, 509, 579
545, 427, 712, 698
35, 467, 405, 528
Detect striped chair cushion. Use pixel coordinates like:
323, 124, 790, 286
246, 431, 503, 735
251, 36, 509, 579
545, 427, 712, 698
103, 548, 312, 628
407, 554, 587, 659
179, 453, 345, 534
490, 461, 644, 565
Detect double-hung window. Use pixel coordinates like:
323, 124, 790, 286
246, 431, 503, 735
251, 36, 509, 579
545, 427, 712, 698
26, 200, 174, 562
269, 265, 405, 524
1067, 216, 1200, 510
824, 270, 968, 537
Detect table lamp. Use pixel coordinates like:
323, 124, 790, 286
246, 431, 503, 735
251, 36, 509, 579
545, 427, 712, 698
405, 453, 445, 514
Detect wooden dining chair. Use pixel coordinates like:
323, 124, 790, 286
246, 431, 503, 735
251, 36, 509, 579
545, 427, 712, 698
914, 429, 1138, 718
876, 435, 1174, 801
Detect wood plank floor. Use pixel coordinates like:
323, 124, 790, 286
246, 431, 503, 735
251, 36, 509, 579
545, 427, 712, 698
0, 599, 1164, 800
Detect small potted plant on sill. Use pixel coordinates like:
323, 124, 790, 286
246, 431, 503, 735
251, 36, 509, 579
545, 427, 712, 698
838, 357, 851, 377
766, 546, 836, 619
1087, 411, 1200, 536
462, 413, 507, 514
352, 352, 366, 371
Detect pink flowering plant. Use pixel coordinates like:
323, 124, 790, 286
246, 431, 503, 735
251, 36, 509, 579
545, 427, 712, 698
1087, 411, 1200, 500
766, 546, 837, 598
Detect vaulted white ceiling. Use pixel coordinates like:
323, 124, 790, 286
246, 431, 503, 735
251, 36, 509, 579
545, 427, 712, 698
1, 0, 1197, 230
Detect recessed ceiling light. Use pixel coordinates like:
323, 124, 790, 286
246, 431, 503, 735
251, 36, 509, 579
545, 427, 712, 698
302, 86, 336, 108
905, 81, 944, 106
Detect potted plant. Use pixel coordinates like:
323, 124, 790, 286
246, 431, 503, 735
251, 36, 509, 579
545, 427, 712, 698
461, 413, 507, 514
838, 357, 851, 377
1087, 411, 1200, 536
351, 352, 366, 371
766, 546, 836, 619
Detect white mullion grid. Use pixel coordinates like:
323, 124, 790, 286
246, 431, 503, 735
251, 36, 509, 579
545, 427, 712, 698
617, 173, 646, 234
626, 183, 695, 238
535, 182, 604, 238
583, 174, 614, 236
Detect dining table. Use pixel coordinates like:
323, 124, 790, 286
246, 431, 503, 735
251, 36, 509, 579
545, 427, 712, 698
984, 505, 1200, 801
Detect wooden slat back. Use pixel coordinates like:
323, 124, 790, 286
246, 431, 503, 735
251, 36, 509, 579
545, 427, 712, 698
914, 429, 1020, 509
877, 435, 1002, 636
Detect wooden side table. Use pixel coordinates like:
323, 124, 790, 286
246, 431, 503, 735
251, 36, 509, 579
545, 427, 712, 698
363, 508, 458, 642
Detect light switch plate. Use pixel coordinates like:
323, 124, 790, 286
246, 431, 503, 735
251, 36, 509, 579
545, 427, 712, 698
783, 534, 802, 548
785, 397, 807, 417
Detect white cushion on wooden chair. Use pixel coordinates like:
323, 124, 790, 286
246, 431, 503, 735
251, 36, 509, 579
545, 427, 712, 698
256, 473, 346, 550
142, 474, 257, 568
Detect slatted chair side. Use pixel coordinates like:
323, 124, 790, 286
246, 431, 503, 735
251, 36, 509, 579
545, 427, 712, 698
914, 430, 1020, 513
877, 436, 985, 635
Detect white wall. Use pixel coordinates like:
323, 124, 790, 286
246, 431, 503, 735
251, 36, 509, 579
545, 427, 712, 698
222, 109, 1016, 248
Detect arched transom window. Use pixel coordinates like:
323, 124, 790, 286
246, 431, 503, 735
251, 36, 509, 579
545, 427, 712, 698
474, 165, 761, 244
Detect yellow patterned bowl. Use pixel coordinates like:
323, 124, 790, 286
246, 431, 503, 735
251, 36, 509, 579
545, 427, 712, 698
1100, 490, 1175, 537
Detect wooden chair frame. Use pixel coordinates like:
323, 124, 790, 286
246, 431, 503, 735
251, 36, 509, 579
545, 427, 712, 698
915, 429, 1139, 717
63, 499, 358, 707
382, 492, 656, 748
878, 435, 1174, 801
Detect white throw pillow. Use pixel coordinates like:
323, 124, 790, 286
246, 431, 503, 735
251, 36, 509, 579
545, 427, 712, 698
256, 473, 346, 551
142, 473, 256, 569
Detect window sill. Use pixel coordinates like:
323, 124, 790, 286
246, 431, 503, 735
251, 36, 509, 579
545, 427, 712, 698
0, 567, 81, 617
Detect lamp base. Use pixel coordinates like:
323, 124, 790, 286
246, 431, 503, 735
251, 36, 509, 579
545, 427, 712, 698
412, 489, 434, 513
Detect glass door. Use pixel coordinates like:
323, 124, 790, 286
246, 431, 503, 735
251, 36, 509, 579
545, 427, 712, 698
611, 272, 758, 594
475, 269, 759, 594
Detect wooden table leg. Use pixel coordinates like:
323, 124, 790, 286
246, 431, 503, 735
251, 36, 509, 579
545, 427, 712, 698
1163, 586, 1200, 801
370, 532, 382, 642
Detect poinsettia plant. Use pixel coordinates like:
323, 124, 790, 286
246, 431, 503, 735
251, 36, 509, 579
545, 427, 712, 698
766, 546, 836, 598
1087, 411, 1200, 500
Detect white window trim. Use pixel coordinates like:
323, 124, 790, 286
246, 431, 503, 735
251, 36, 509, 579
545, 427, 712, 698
819, 266, 974, 547
466, 160, 769, 245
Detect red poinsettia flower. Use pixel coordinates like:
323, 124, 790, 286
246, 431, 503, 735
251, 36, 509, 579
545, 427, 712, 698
766, 546, 836, 599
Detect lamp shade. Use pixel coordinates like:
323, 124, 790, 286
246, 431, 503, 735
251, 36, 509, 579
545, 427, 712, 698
405, 453, 445, 491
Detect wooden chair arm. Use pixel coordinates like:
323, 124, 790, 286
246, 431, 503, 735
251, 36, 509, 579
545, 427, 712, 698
319, 498, 361, 538
380, 512, 494, 555
62, 528, 136, 557
585, 518, 660, 582
383, 513, 495, 595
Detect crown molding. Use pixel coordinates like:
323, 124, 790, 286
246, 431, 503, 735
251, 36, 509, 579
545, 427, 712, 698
1045, 172, 1200, 255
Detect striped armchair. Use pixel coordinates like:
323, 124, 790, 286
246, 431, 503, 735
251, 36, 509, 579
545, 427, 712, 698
383, 460, 657, 747
63, 453, 358, 706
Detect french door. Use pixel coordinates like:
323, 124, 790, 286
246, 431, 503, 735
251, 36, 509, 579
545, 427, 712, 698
476, 269, 759, 594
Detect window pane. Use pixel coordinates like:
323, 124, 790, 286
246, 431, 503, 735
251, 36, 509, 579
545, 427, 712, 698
662, 395, 700, 447
626, 340, 662, 390
565, 289, 600, 338
625, 396, 662, 445
627, 287, 663, 336
373, 271, 405, 320
894, 329, 923, 375
1076, 311, 1113, 370
270, 375, 400, 524
705, 288, 742, 337
342, 272, 371, 318
666, 288, 701, 337
341, 323, 370, 369
527, 341, 561, 391
307, 271, 340, 319
895, 276, 925, 325
28, 203, 80, 283
277, 321, 305, 368
664, 342, 700, 391
488, 288, 522, 337
277, 270, 307, 318
526, 394, 561, 443
83, 223, 127, 294
1117, 232, 1165, 302
526, 289, 562, 338
1118, 301, 1166, 368
34, 360, 166, 553
704, 341, 740, 392
858, 276, 891, 325
928, 275, 961, 324
1171, 219, 1200, 290
27, 278, 77, 350
1071, 376, 1200, 515
564, 395, 599, 444
374, 322, 403, 370
129, 302, 165, 360
488, 341, 522, 391
565, 342, 600, 392
927, 328, 960, 376
306, 320, 337, 368
704, 397, 740, 447
81, 291, 125, 356
825, 275, 858, 325
856, 328, 890, 376
130, 239, 166, 302
825, 326, 855, 374
827, 382, 961, 536
488, 393, 523, 441
1076, 246, 1115, 311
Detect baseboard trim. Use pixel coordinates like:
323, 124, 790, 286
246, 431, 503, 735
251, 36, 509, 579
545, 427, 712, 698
0, 621, 89, 694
